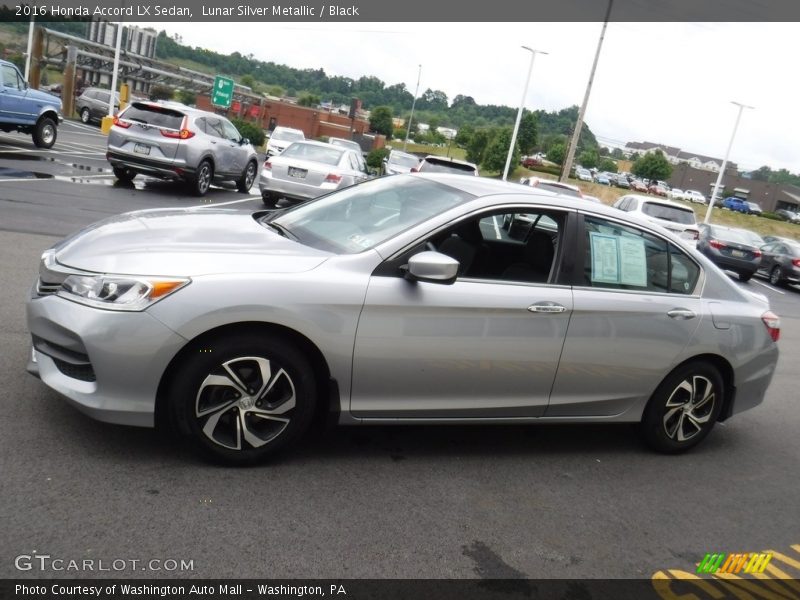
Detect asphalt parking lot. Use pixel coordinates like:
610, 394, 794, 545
1, 122, 799, 585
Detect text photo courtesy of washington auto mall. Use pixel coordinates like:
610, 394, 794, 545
1, 1, 800, 599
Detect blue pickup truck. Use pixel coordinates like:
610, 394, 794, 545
0, 59, 62, 148
722, 197, 762, 215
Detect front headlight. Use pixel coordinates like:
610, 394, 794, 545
59, 274, 190, 311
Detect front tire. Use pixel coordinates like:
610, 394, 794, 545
32, 117, 57, 149
191, 160, 213, 196
738, 272, 752, 282
169, 334, 318, 464
80, 108, 91, 124
640, 361, 724, 454
237, 160, 257, 193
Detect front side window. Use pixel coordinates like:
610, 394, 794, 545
1, 65, 23, 90
582, 216, 699, 294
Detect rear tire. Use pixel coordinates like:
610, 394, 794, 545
261, 192, 277, 208
191, 160, 213, 196
237, 160, 257, 193
770, 266, 784, 287
113, 166, 136, 183
169, 333, 317, 465
640, 361, 724, 454
32, 117, 57, 149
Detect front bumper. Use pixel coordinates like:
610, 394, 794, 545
26, 292, 188, 427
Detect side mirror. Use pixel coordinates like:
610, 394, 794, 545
406, 251, 459, 284
241, 137, 250, 146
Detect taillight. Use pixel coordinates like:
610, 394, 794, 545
792, 258, 800, 268
324, 173, 343, 184
709, 239, 725, 249
112, 115, 131, 129
753, 249, 762, 258
762, 310, 780, 342
263, 160, 272, 171
160, 116, 193, 139
160, 128, 194, 139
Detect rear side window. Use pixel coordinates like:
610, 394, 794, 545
582, 216, 700, 294
120, 103, 185, 129
642, 202, 696, 225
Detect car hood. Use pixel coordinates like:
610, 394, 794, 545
53, 208, 331, 276
27, 87, 61, 107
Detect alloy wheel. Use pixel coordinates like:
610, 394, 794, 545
245, 162, 256, 188
197, 163, 212, 195
770, 266, 782, 286
195, 356, 296, 451
662, 375, 716, 443
41, 124, 55, 146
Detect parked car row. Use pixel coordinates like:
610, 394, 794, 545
696, 223, 800, 286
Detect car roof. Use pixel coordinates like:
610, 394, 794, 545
286, 140, 347, 151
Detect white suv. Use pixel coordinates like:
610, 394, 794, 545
612, 194, 700, 243
266, 126, 305, 157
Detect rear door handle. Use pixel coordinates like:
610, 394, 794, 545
667, 308, 696, 320
527, 302, 567, 314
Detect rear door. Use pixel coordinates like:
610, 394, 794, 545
548, 213, 703, 417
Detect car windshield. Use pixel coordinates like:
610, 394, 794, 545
329, 138, 360, 151
642, 202, 696, 225
272, 129, 304, 142
389, 153, 420, 168
280, 143, 343, 166
422, 159, 476, 174
268, 176, 473, 254
712, 228, 758, 246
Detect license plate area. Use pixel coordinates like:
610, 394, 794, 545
288, 166, 307, 179
730, 250, 744, 258
133, 143, 151, 155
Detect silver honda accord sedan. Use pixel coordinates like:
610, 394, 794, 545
26, 174, 780, 463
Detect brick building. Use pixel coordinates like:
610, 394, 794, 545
195, 94, 384, 150
668, 163, 800, 213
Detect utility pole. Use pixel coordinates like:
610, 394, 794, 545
560, 0, 613, 182
404, 64, 422, 152
503, 47, 547, 181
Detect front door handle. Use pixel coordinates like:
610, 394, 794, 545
527, 302, 567, 314
667, 308, 696, 320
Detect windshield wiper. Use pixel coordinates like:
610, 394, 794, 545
265, 221, 297, 241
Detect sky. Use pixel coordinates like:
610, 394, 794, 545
151, 21, 800, 173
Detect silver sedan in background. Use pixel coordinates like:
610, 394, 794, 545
27, 175, 780, 464
259, 140, 369, 207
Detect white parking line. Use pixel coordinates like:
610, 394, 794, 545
62, 121, 107, 137
189, 195, 262, 209
752, 279, 785, 295
0, 178, 52, 183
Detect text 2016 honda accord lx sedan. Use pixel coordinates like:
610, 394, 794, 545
26, 174, 780, 463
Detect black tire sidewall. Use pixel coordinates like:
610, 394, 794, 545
193, 160, 213, 196
33, 117, 56, 148
169, 334, 317, 464
770, 266, 782, 286
237, 161, 257, 193
641, 361, 724, 454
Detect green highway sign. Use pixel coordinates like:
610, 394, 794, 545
211, 75, 234, 108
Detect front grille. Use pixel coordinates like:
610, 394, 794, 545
52, 358, 96, 382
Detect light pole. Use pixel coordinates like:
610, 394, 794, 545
704, 101, 754, 224
24, 15, 35, 81
404, 64, 422, 152
503, 46, 547, 181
